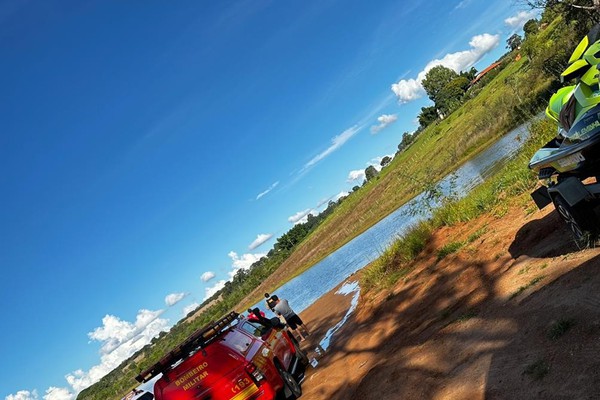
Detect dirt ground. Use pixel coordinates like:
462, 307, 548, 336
295, 202, 600, 400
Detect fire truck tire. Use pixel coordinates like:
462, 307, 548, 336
277, 365, 302, 399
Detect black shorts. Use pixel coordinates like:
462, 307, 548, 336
285, 313, 304, 330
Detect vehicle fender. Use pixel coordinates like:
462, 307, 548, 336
548, 177, 590, 206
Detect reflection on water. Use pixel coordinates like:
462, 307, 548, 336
255, 121, 534, 345
319, 281, 361, 351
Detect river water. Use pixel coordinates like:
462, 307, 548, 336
257, 122, 532, 322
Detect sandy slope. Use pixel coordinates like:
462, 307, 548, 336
295, 202, 600, 399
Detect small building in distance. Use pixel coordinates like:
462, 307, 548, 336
469, 61, 502, 86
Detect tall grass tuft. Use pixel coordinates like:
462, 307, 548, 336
361, 117, 556, 291
362, 221, 433, 289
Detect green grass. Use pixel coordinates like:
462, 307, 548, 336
437, 241, 464, 261
361, 116, 556, 292
510, 276, 546, 300
523, 359, 550, 380
454, 310, 477, 324
467, 226, 488, 243
547, 318, 576, 340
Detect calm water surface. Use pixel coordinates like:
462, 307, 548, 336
257, 122, 532, 323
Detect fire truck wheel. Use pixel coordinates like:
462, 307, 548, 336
277, 365, 302, 399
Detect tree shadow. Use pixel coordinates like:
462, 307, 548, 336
298, 241, 600, 399
485, 254, 600, 399
508, 210, 579, 258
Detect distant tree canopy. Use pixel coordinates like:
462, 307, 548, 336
420, 65, 474, 123
380, 156, 392, 167
507, 33, 523, 50
422, 65, 459, 106
523, 19, 539, 38
417, 106, 438, 129
365, 165, 379, 182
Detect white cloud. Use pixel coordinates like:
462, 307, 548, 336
392, 33, 500, 103
454, 0, 472, 9
256, 181, 279, 200
248, 233, 273, 250
227, 251, 265, 278
504, 10, 537, 29
165, 292, 186, 307
303, 125, 362, 170
204, 279, 226, 300
43, 387, 74, 400
335, 191, 349, 201
370, 114, 398, 134
200, 271, 216, 282
287, 209, 316, 225
64, 309, 170, 394
347, 169, 366, 183
183, 302, 199, 316
6, 390, 38, 400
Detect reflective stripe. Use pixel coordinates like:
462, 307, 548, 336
230, 384, 259, 400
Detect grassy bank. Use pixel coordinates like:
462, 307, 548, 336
361, 118, 557, 290
240, 17, 576, 306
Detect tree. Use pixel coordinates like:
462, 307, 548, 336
365, 165, 379, 182
523, 19, 539, 38
380, 156, 392, 167
507, 33, 523, 50
352, 185, 360, 192
421, 65, 459, 105
418, 106, 438, 128
397, 131, 415, 152
436, 76, 470, 114
523, 0, 600, 13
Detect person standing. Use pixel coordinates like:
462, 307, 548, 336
273, 297, 310, 341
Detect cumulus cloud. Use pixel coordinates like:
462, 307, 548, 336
227, 251, 266, 278
335, 191, 349, 201
287, 209, 316, 225
248, 233, 273, 250
371, 114, 398, 134
303, 125, 362, 170
43, 387, 74, 400
183, 302, 199, 316
391, 33, 500, 103
505, 10, 537, 29
6, 390, 38, 400
204, 279, 226, 300
347, 169, 366, 183
165, 292, 186, 307
256, 181, 279, 200
200, 271, 216, 282
64, 309, 170, 394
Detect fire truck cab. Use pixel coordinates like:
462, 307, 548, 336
135, 311, 308, 400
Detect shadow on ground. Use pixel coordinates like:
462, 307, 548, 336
298, 207, 600, 400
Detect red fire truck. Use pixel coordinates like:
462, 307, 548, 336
135, 310, 308, 400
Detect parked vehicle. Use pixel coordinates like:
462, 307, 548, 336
529, 24, 600, 246
135, 310, 308, 400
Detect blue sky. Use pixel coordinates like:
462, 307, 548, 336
1, 1, 538, 399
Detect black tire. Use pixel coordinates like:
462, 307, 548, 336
552, 194, 597, 248
289, 335, 309, 366
294, 341, 309, 366
277, 365, 302, 399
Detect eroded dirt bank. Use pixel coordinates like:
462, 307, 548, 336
296, 203, 600, 399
